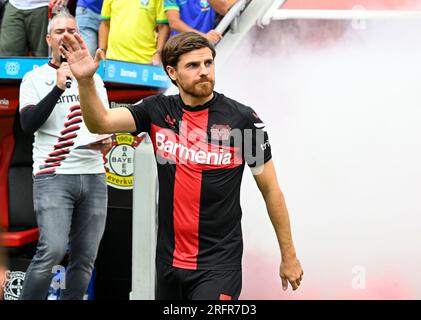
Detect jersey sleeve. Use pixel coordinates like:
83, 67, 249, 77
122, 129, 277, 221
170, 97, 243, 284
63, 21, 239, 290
101, 0, 111, 20
164, 0, 179, 11
19, 72, 40, 111
125, 97, 153, 136
243, 107, 272, 167
157, 0, 169, 23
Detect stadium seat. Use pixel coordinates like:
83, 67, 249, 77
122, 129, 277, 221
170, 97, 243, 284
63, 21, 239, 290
0, 108, 38, 252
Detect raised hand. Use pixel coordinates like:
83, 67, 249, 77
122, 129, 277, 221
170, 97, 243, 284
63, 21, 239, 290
60, 33, 101, 82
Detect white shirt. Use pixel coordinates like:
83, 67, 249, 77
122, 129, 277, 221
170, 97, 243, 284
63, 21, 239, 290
19, 62, 109, 175
9, 1, 50, 10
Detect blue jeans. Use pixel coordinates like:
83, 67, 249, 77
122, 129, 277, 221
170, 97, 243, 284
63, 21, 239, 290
75, 6, 101, 57
20, 174, 107, 300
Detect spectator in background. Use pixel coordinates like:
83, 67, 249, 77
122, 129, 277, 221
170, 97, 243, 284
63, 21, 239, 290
98, 0, 169, 65
75, 0, 103, 57
164, 0, 237, 44
0, 0, 56, 56
18, 11, 110, 300
0, 0, 7, 27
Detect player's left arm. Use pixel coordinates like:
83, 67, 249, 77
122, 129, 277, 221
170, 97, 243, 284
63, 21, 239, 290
253, 159, 304, 291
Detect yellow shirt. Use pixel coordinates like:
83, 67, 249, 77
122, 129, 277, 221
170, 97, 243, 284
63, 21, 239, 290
101, 0, 168, 64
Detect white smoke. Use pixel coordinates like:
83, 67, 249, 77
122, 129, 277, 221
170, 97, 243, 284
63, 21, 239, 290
216, 18, 421, 299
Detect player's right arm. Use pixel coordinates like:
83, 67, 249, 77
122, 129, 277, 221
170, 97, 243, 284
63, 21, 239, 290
77, 78, 136, 134
60, 33, 137, 134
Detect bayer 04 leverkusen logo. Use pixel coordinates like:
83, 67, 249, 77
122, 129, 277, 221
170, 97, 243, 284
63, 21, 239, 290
3, 271, 25, 300
104, 133, 143, 190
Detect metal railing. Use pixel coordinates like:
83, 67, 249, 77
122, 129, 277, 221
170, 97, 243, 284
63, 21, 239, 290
258, 0, 287, 27
215, 0, 248, 35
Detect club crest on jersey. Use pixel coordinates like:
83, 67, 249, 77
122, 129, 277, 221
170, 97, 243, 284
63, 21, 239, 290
210, 124, 231, 141
200, 0, 210, 10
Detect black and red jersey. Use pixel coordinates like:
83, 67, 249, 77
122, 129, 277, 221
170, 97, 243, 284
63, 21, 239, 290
126, 92, 272, 270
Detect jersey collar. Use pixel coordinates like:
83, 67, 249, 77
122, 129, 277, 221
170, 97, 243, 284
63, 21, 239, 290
178, 92, 219, 112
48, 61, 59, 69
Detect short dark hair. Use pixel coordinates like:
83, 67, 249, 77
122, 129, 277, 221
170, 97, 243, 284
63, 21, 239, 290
161, 32, 216, 85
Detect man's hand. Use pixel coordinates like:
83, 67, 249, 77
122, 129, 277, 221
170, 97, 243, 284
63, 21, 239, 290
280, 258, 303, 291
60, 33, 101, 82
204, 30, 222, 44
152, 51, 162, 66
88, 135, 113, 154
56, 62, 73, 90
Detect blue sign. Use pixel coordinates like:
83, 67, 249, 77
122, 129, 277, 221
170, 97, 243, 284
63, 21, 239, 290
0, 57, 170, 89
104, 59, 171, 88
0, 58, 47, 79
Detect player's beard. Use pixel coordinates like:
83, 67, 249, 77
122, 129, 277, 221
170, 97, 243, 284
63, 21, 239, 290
180, 77, 215, 98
